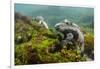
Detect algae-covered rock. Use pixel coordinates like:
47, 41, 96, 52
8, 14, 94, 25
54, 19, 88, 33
84, 33, 94, 60
15, 12, 93, 65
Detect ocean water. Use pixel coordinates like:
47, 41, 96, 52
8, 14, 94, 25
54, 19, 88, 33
15, 3, 94, 28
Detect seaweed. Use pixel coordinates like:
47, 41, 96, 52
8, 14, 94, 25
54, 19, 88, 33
15, 13, 94, 65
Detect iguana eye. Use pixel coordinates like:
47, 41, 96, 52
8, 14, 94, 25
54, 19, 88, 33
66, 33, 74, 40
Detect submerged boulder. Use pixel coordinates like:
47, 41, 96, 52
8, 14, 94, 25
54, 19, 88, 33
15, 13, 88, 65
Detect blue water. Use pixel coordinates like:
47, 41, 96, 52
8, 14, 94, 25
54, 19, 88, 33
15, 3, 94, 27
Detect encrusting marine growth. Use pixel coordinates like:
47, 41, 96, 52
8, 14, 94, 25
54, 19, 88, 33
15, 12, 94, 65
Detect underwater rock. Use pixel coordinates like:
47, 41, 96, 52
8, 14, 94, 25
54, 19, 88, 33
15, 12, 32, 23
15, 13, 90, 65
